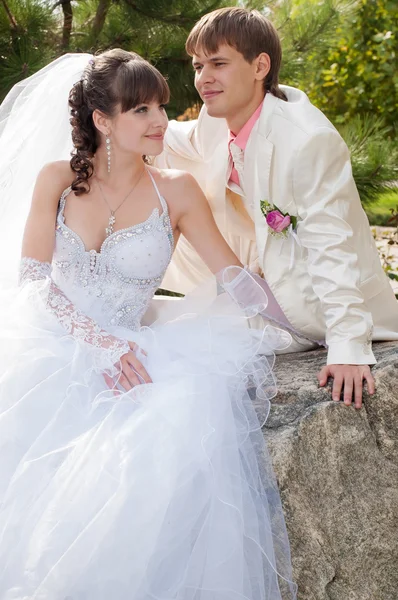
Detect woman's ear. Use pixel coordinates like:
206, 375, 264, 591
92, 109, 111, 136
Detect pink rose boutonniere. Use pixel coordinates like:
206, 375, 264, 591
260, 200, 298, 238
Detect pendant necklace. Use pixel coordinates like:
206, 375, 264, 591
96, 168, 146, 237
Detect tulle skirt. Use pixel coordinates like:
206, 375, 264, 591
0, 274, 297, 600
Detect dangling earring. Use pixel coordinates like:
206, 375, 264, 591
106, 135, 111, 173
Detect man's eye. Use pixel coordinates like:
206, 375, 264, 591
194, 66, 202, 72
215, 62, 225, 67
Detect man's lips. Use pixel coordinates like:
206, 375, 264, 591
201, 90, 222, 99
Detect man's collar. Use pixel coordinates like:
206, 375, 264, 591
229, 99, 264, 151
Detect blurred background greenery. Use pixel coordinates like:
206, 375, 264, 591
1, 0, 397, 224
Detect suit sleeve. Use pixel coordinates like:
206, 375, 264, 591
154, 119, 201, 169
293, 126, 375, 365
155, 107, 229, 169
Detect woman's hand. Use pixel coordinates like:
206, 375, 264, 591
104, 342, 152, 393
120, 342, 152, 389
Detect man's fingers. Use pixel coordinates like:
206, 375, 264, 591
364, 369, 375, 395
318, 365, 330, 386
343, 374, 354, 405
354, 375, 363, 409
325, 365, 373, 408
332, 375, 344, 402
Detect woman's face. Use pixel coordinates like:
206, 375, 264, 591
107, 101, 168, 157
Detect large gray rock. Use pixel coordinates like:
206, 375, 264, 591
265, 342, 398, 600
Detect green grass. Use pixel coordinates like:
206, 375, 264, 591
365, 189, 398, 226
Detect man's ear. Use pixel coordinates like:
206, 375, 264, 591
254, 53, 271, 82
92, 109, 111, 136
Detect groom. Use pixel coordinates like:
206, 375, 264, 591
156, 7, 398, 407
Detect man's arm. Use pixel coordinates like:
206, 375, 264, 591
293, 127, 375, 407
155, 119, 200, 169
156, 105, 229, 169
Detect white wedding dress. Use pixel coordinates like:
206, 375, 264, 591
0, 168, 297, 599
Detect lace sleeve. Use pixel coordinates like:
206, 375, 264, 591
19, 257, 130, 364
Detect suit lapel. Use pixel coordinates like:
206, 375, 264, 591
206, 139, 230, 230
244, 94, 278, 260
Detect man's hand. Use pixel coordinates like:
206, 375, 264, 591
318, 364, 375, 409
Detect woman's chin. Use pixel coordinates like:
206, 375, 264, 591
146, 142, 164, 157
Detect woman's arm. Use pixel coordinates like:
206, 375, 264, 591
172, 172, 281, 318
22, 161, 71, 262
174, 172, 242, 273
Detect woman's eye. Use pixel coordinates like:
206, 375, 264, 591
159, 104, 168, 111
135, 106, 148, 113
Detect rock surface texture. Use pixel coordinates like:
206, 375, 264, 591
265, 341, 398, 600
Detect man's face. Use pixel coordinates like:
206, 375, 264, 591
192, 44, 261, 125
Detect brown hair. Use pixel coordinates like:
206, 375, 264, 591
186, 7, 286, 101
68, 48, 170, 195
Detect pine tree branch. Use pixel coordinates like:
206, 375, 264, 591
292, 9, 338, 54
123, 1, 193, 25
122, 0, 222, 27
0, 0, 19, 32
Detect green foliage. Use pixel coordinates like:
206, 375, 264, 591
268, 0, 345, 87
336, 114, 398, 205
303, 0, 398, 132
0, 0, 56, 98
366, 190, 398, 225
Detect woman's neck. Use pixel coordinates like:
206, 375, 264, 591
93, 148, 146, 191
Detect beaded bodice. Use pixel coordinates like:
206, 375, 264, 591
53, 172, 174, 332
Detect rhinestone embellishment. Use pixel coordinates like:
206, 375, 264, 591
54, 186, 173, 330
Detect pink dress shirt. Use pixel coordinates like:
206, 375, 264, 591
228, 101, 264, 188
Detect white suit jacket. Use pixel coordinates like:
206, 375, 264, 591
156, 86, 398, 365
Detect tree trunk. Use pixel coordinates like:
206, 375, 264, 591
60, 0, 73, 49
92, 0, 112, 39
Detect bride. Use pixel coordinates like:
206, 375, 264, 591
0, 48, 296, 599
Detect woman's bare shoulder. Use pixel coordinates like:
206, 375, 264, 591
39, 160, 75, 190
32, 160, 76, 212
148, 166, 201, 200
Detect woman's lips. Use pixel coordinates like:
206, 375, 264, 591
146, 134, 164, 140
